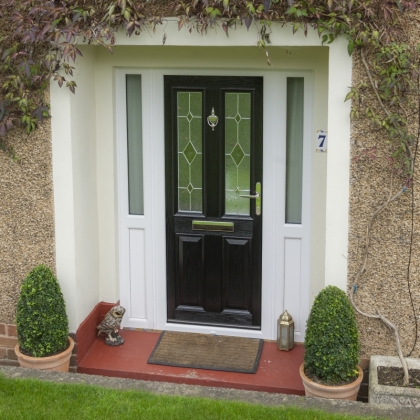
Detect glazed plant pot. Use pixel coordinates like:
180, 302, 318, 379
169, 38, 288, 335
15, 336, 74, 372
300, 364, 363, 400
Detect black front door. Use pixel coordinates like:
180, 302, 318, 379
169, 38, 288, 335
165, 75, 263, 329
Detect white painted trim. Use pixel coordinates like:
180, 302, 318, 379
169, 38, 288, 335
51, 47, 100, 333
116, 69, 155, 328
112, 20, 327, 48
149, 68, 268, 339
273, 71, 313, 342
325, 37, 352, 290
51, 81, 78, 332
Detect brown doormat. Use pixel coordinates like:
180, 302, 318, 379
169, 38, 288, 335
147, 331, 263, 374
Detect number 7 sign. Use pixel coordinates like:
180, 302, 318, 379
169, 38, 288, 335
316, 130, 328, 153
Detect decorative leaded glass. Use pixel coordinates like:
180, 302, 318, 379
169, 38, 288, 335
177, 92, 202, 212
225, 93, 251, 215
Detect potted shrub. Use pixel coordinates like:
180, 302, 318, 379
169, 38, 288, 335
15, 265, 74, 371
299, 285, 363, 400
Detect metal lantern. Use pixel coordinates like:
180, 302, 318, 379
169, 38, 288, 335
277, 310, 294, 351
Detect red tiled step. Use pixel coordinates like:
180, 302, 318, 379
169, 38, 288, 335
77, 330, 305, 395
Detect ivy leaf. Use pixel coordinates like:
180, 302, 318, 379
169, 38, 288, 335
209, 8, 222, 25
19, 60, 34, 78
32, 106, 49, 122
344, 91, 355, 102
66, 81, 77, 94
222, 22, 229, 37
347, 40, 355, 56
126, 21, 135, 36
73, 12, 81, 23
244, 15, 252, 30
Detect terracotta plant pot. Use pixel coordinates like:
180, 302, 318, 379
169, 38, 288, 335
15, 337, 74, 372
299, 364, 363, 400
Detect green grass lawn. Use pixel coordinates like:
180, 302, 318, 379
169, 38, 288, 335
0, 374, 382, 420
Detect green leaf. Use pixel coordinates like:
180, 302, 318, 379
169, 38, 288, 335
347, 40, 355, 56
344, 91, 355, 102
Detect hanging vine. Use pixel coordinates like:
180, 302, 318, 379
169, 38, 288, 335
1, 0, 420, 383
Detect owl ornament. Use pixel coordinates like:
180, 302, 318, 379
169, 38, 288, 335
96, 305, 126, 346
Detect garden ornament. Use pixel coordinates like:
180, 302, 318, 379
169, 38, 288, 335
96, 305, 126, 346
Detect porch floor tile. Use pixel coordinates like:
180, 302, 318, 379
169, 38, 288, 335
77, 330, 305, 395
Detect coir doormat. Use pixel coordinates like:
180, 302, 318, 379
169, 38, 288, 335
147, 331, 263, 374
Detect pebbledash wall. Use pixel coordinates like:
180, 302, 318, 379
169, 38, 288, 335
1, 17, 418, 367
347, 10, 420, 360
0, 115, 55, 367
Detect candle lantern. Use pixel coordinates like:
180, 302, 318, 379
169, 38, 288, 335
277, 310, 294, 351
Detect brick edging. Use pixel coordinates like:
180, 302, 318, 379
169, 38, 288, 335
0, 323, 77, 372
0, 324, 19, 367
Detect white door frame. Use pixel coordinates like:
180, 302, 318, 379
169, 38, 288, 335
116, 67, 313, 341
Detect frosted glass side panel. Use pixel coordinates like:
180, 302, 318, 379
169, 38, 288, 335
225, 93, 251, 215
177, 92, 202, 212
126, 75, 144, 215
285, 78, 304, 224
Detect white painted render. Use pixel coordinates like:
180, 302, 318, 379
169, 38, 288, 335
50, 21, 351, 334
51, 48, 100, 332
324, 36, 353, 290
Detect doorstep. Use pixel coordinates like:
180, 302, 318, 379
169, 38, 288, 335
77, 329, 305, 395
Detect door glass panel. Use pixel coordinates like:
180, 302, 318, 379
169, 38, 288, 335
126, 75, 144, 215
177, 92, 202, 212
225, 93, 251, 215
285, 78, 304, 224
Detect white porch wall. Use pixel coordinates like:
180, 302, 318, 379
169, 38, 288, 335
324, 36, 352, 290
51, 21, 351, 331
51, 47, 100, 332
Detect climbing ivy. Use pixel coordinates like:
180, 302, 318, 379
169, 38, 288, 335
0, 1, 417, 134
0, 0, 418, 170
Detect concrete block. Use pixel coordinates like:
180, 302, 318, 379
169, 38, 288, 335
369, 355, 420, 408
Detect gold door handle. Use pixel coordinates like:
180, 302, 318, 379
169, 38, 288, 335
239, 182, 261, 216
239, 193, 260, 199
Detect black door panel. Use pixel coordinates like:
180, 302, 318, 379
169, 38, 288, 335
165, 75, 263, 328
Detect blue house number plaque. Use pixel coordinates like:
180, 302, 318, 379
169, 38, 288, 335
316, 130, 327, 153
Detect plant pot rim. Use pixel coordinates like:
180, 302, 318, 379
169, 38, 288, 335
299, 363, 363, 390
15, 336, 74, 360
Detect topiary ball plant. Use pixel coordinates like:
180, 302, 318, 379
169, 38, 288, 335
16, 265, 69, 357
304, 285, 360, 384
